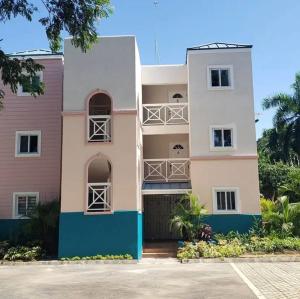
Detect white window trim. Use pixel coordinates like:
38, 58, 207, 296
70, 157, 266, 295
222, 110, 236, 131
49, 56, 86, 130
17, 71, 43, 96
209, 124, 237, 152
212, 187, 240, 214
12, 192, 39, 219
15, 130, 41, 157
207, 65, 234, 90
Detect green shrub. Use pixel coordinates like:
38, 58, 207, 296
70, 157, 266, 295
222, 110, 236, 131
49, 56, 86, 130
0, 241, 10, 259
245, 236, 300, 253
177, 240, 246, 260
177, 233, 300, 260
3, 246, 42, 261
60, 254, 133, 261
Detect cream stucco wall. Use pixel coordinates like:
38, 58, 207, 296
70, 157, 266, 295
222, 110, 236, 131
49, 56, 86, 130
190, 158, 260, 214
142, 84, 187, 104
61, 114, 139, 212
143, 134, 189, 159
64, 36, 138, 111
142, 65, 187, 85
61, 36, 141, 213
187, 49, 257, 157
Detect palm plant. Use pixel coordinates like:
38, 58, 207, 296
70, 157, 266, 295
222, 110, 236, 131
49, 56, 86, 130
24, 200, 60, 256
261, 196, 300, 236
170, 193, 207, 241
262, 72, 300, 160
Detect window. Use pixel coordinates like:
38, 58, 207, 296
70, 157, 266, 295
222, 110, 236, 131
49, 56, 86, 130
15, 131, 41, 157
17, 71, 43, 96
210, 126, 236, 150
168, 90, 187, 103
213, 188, 239, 214
207, 66, 233, 89
13, 192, 39, 218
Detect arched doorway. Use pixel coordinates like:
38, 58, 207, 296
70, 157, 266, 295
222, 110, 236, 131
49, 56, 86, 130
88, 93, 112, 142
87, 157, 112, 212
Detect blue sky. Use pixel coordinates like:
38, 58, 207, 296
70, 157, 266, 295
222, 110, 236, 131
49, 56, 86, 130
1, 0, 300, 138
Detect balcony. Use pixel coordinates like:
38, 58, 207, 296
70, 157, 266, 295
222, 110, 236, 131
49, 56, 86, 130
142, 103, 189, 135
88, 115, 111, 142
143, 158, 190, 182
143, 103, 188, 126
87, 183, 111, 212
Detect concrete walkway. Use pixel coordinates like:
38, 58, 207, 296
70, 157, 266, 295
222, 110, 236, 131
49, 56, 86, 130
0, 262, 299, 298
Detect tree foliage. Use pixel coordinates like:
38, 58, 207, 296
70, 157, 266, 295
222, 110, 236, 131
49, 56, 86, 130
0, 0, 112, 105
262, 72, 300, 158
258, 72, 300, 202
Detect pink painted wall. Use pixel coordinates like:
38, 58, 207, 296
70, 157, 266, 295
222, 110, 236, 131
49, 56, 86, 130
0, 58, 63, 218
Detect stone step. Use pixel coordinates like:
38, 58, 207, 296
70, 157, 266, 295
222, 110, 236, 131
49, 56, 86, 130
143, 247, 177, 253
142, 252, 177, 258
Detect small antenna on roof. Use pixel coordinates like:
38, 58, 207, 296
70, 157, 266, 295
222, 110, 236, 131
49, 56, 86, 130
153, 1, 160, 64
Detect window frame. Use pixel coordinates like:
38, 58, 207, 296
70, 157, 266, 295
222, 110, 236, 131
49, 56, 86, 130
15, 130, 41, 157
12, 192, 39, 219
207, 65, 234, 90
212, 187, 240, 214
209, 125, 236, 151
17, 71, 43, 97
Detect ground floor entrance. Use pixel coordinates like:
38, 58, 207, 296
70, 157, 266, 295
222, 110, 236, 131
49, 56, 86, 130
143, 194, 182, 241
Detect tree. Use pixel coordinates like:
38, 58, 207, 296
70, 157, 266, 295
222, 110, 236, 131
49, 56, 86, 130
0, 0, 112, 107
262, 72, 300, 158
257, 128, 299, 165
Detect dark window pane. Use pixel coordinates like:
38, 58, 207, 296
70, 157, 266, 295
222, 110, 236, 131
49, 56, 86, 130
29, 135, 38, 153
221, 69, 229, 86
214, 129, 222, 147
217, 192, 221, 210
173, 93, 183, 99
17, 196, 27, 216
20, 136, 29, 153
22, 76, 31, 93
32, 76, 40, 92
220, 192, 226, 209
223, 129, 232, 147
27, 196, 37, 215
211, 70, 220, 86
217, 192, 226, 210
226, 192, 232, 210
231, 192, 236, 210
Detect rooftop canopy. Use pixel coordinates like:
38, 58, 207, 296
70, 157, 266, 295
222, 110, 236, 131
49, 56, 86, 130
187, 42, 252, 51
9, 49, 63, 57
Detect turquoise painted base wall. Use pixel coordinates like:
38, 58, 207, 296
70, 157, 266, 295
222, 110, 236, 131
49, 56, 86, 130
0, 219, 26, 241
58, 211, 143, 259
203, 214, 261, 234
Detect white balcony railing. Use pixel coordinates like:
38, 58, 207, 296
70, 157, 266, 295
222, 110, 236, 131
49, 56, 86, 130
144, 158, 190, 182
88, 115, 111, 142
87, 183, 111, 212
143, 103, 188, 126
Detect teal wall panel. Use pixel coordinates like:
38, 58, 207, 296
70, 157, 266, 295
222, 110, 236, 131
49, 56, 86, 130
58, 211, 143, 259
0, 219, 27, 241
203, 214, 261, 234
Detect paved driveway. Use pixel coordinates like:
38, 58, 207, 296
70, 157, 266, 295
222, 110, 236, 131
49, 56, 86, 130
0, 261, 299, 298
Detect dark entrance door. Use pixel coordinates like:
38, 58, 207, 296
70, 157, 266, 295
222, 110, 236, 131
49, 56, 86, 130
143, 194, 182, 240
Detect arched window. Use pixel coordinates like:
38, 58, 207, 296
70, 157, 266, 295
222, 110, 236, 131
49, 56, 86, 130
87, 157, 112, 212
88, 93, 112, 142
172, 93, 183, 100
173, 144, 184, 150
